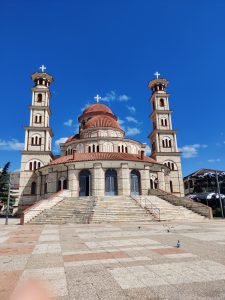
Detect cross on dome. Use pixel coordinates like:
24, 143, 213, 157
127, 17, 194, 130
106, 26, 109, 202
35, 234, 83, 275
39, 65, 46, 73
94, 94, 101, 103
154, 71, 160, 79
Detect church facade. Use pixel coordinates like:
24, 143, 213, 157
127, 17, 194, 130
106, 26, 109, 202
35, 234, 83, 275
18, 69, 184, 208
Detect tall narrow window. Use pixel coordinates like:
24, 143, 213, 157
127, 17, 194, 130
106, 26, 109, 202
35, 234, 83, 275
118, 146, 120, 153
125, 147, 128, 153
44, 182, 47, 194
160, 98, 164, 107
31, 182, 36, 195
34, 161, 37, 170
97, 145, 100, 152
93, 145, 95, 152
170, 181, 173, 193
122, 145, 124, 153
29, 162, 32, 171
37, 94, 42, 102
38, 162, 41, 168
31, 137, 34, 145
88, 146, 91, 153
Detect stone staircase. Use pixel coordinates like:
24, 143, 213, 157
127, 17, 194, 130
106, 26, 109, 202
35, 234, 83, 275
134, 195, 206, 221
92, 196, 155, 223
29, 197, 95, 224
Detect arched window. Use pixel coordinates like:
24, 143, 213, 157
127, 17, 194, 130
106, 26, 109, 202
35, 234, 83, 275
38, 162, 41, 168
93, 145, 95, 152
150, 179, 154, 189
37, 94, 42, 102
160, 98, 164, 107
34, 161, 37, 170
88, 146, 91, 153
118, 146, 120, 153
31, 137, 34, 145
31, 182, 36, 195
122, 145, 124, 153
125, 147, 128, 153
29, 162, 32, 171
97, 145, 100, 152
170, 181, 173, 193
162, 138, 171, 148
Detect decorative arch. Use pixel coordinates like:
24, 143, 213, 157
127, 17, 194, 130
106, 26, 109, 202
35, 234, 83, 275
37, 93, 42, 102
26, 159, 43, 171
162, 137, 172, 148
57, 176, 68, 191
150, 175, 158, 189
31, 134, 42, 146
163, 160, 177, 171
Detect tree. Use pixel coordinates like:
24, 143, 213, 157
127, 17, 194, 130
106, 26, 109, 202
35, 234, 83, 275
0, 162, 16, 211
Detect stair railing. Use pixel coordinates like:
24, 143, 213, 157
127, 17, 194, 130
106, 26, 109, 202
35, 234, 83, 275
132, 195, 160, 221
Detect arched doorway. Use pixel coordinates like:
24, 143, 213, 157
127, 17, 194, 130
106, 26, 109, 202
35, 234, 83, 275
79, 170, 91, 196
131, 170, 141, 195
105, 169, 118, 196
57, 177, 67, 191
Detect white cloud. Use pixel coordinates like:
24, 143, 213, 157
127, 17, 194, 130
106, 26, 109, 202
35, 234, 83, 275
126, 127, 141, 136
145, 145, 151, 156
118, 118, 125, 125
0, 139, 24, 151
101, 91, 130, 102
55, 137, 68, 147
81, 103, 90, 111
208, 158, 221, 163
127, 105, 136, 113
64, 119, 73, 127
179, 144, 208, 158
126, 116, 139, 124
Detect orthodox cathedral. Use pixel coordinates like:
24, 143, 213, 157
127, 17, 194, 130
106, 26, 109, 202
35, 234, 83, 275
18, 68, 184, 209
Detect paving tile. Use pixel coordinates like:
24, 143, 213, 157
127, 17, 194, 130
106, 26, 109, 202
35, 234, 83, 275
0, 255, 29, 271
32, 243, 61, 254
152, 247, 185, 255
26, 254, 64, 269
0, 271, 21, 300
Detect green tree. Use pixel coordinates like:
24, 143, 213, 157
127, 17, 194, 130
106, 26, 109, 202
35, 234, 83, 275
0, 162, 16, 210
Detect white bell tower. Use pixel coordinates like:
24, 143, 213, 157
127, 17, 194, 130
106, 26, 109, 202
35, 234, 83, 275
18, 67, 54, 207
148, 73, 184, 196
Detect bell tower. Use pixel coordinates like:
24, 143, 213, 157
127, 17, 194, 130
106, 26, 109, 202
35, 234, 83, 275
148, 72, 184, 196
19, 66, 54, 207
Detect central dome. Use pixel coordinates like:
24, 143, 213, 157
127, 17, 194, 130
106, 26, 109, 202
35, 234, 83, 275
84, 115, 121, 130
83, 103, 113, 115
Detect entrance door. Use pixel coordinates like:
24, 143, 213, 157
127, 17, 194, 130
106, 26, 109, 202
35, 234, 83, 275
79, 170, 91, 196
131, 170, 141, 195
105, 169, 118, 196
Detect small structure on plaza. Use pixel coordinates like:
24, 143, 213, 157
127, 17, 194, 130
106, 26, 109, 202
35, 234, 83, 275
18, 68, 184, 210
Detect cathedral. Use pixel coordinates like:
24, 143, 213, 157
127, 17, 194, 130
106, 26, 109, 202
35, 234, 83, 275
18, 68, 184, 209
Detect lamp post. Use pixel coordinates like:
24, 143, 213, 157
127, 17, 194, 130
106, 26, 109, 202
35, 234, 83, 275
5, 174, 11, 225
215, 171, 224, 218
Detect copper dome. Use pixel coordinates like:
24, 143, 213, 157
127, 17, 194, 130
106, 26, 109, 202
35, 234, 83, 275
84, 115, 121, 130
83, 103, 113, 115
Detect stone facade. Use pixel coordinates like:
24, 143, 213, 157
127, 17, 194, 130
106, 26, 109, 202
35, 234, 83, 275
18, 70, 184, 209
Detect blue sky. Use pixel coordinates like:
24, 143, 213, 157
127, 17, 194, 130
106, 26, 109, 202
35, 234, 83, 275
1, 0, 225, 176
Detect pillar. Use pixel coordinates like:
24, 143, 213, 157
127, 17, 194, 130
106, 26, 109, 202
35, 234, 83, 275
92, 163, 104, 196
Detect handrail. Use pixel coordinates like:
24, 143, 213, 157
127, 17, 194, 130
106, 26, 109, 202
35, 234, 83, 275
131, 195, 160, 221
149, 188, 213, 219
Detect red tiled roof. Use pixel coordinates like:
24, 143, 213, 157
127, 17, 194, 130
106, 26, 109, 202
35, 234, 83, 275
84, 115, 121, 130
83, 103, 113, 115
50, 152, 156, 165
65, 134, 80, 143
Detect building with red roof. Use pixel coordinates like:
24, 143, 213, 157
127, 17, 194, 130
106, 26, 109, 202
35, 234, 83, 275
18, 69, 184, 208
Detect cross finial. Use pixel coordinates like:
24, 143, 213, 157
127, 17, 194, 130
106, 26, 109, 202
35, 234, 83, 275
39, 65, 46, 73
154, 71, 160, 79
94, 94, 101, 103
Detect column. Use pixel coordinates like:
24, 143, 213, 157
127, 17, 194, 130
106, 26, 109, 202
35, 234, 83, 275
92, 163, 104, 196
68, 166, 79, 197
157, 168, 166, 191
140, 166, 150, 195
118, 163, 130, 196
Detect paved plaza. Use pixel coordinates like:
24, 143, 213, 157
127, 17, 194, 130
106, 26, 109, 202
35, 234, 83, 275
1, 220, 225, 299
